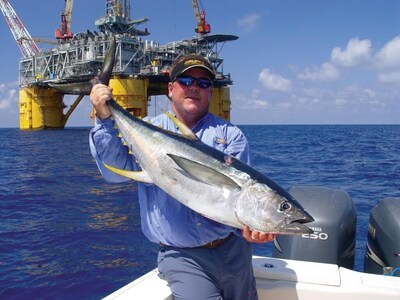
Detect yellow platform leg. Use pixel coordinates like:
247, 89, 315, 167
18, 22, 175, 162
109, 77, 150, 117
18, 78, 232, 130
19, 87, 65, 130
209, 86, 231, 121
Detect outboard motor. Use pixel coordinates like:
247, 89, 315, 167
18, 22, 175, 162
364, 197, 400, 275
273, 186, 356, 269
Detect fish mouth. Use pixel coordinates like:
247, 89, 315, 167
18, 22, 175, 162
295, 212, 315, 224
282, 213, 315, 235
281, 222, 313, 235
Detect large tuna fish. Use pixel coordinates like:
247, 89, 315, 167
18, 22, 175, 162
103, 99, 314, 234
95, 35, 314, 234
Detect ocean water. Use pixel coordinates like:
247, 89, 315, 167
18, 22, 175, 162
0, 125, 399, 299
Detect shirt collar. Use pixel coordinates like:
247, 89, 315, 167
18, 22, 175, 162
192, 112, 210, 132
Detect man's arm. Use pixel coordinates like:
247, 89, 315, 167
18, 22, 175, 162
89, 83, 136, 182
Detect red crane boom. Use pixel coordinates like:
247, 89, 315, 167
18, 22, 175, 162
192, 0, 210, 35
55, 0, 74, 39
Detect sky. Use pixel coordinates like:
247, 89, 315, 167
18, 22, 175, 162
1, 0, 400, 127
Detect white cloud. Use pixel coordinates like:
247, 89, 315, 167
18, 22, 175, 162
377, 71, 400, 83
0, 82, 18, 110
247, 89, 269, 107
258, 68, 292, 92
375, 36, 400, 69
276, 101, 292, 109
240, 35, 400, 124
363, 88, 376, 98
235, 89, 269, 109
247, 99, 268, 108
331, 37, 373, 67
237, 13, 262, 32
297, 62, 340, 81
0, 83, 6, 93
297, 36, 400, 84
371, 36, 400, 83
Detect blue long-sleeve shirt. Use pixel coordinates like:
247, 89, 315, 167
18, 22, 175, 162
89, 111, 251, 247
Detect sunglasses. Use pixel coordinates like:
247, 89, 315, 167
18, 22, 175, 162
175, 76, 213, 89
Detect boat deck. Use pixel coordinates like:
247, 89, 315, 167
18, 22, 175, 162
103, 256, 400, 300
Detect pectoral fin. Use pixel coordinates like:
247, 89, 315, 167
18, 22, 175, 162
167, 154, 240, 190
103, 163, 154, 183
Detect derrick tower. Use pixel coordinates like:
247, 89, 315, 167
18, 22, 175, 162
0, 0, 238, 130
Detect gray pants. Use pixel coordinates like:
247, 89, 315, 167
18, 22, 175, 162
157, 234, 258, 300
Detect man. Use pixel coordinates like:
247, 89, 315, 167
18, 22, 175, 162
89, 54, 276, 299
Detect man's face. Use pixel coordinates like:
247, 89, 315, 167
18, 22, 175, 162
168, 68, 213, 124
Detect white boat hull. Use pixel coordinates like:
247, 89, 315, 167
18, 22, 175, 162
103, 256, 400, 300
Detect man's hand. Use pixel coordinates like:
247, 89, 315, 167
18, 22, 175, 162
90, 83, 113, 120
242, 225, 276, 243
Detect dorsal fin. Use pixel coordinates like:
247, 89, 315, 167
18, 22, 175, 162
164, 111, 198, 140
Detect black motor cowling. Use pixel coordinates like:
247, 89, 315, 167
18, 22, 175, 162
273, 186, 356, 269
364, 197, 400, 275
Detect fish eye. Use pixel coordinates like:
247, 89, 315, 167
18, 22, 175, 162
280, 202, 292, 211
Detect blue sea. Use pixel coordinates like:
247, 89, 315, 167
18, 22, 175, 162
0, 125, 399, 299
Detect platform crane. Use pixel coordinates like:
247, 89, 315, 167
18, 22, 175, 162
0, 0, 40, 58
192, 0, 210, 35
95, 0, 149, 35
55, 0, 73, 39
106, 0, 130, 19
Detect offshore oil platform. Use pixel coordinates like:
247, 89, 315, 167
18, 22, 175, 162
0, 0, 238, 130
